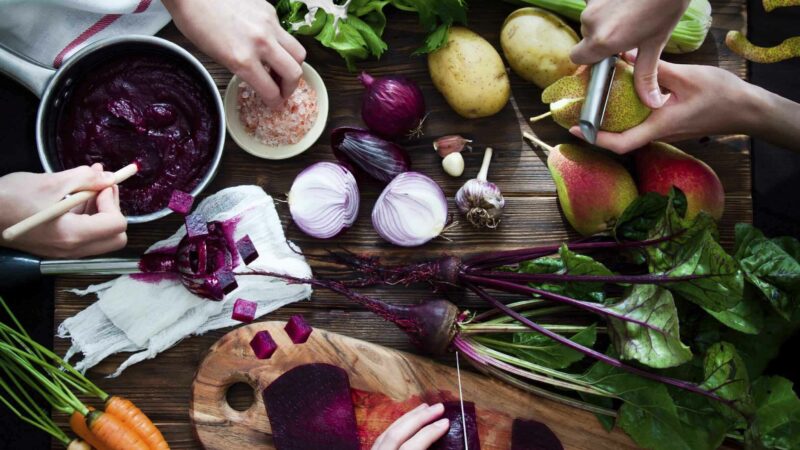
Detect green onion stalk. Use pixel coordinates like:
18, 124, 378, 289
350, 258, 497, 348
504, 0, 713, 53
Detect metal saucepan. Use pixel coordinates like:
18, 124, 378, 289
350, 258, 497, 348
0, 35, 225, 223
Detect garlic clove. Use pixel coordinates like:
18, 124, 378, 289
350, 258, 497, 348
442, 152, 465, 177
434, 135, 472, 157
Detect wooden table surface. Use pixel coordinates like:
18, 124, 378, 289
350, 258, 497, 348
53, 1, 751, 448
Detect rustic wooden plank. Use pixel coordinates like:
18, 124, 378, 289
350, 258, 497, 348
51, 1, 751, 448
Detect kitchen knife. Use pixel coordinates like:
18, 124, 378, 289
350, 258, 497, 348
456, 351, 468, 450
579, 55, 619, 145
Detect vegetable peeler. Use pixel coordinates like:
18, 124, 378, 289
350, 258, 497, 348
579, 55, 619, 145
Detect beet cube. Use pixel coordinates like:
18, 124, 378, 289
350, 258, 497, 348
511, 419, 563, 450
284, 315, 313, 344
235, 235, 259, 265
250, 330, 278, 360
185, 214, 208, 240
263, 364, 359, 450
431, 401, 481, 450
168, 190, 195, 215
232, 298, 257, 323
216, 270, 238, 295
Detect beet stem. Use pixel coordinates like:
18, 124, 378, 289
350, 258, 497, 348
465, 283, 729, 404
469, 270, 707, 284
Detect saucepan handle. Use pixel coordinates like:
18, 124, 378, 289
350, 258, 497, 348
0, 45, 54, 97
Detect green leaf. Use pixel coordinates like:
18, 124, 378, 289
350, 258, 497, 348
735, 224, 800, 320
648, 207, 743, 312
614, 190, 687, 242
347, 15, 389, 58
581, 358, 729, 450
751, 376, 800, 449
606, 285, 693, 368
703, 285, 764, 334
700, 342, 751, 409
517, 245, 614, 302
413, 21, 450, 55
508, 325, 597, 369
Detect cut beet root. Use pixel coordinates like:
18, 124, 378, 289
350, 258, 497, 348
185, 214, 209, 240
168, 190, 195, 215
284, 315, 313, 344
431, 401, 481, 450
263, 363, 359, 450
250, 330, 278, 359
216, 270, 238, 295
232, 298, 257, 323
511, 419, 563, 450
236, 235, 259, 265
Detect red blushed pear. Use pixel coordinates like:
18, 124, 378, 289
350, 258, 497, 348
524, 133, 637, 236
634, 142, 725, 220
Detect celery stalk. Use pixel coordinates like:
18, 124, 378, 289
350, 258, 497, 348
504, 0, 713, 54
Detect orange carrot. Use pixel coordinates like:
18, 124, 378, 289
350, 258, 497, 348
105, 395, 169, 450
70, 409, 111, 450
86, 410, 150, 450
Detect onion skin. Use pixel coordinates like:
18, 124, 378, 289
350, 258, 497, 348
288, 162, 360, 239
372, 172, 448, 247
359, 72, 426, 139
331, 127, 411, 184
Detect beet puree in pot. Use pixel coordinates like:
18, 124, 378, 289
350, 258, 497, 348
56, 54, 218, 216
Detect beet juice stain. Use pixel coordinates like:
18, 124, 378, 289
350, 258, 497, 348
56, 54, 218, 216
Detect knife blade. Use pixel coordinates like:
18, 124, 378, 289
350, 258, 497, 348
579, 55, 619, 145
455, 351, 468, 450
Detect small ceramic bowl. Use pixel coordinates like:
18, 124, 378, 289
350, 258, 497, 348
224, 62, 329, 160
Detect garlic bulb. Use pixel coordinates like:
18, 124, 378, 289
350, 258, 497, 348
455, 147, 504, 229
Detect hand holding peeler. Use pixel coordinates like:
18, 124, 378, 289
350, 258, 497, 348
579, 55, 619, 145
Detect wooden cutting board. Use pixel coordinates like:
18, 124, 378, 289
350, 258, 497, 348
190, 321, 638, 450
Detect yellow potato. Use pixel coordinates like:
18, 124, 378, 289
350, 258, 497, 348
500, 8, 579, 89
428, 27, 510, 119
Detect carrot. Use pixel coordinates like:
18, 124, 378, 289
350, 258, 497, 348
66, 439, 92, 450
86, 410, 150, 450
105, 395, 169, 450
70, 409, 111, 450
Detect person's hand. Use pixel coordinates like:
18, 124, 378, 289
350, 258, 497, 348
570, 0, 690, 108
569, 57, 768, 154
0, 164, 128, 258
371, 403, 449, 450
164, 0, 306, 107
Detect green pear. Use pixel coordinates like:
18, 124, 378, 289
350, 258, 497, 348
524, 133, 638, 236
537, 60, 651, 133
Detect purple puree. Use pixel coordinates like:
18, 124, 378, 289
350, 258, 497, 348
56, 54, 218, 216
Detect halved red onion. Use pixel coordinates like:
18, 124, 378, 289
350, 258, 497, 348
372, 172, 448, 247
289, 162, 360, 239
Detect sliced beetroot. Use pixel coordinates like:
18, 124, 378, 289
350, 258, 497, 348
185, 214, 209, 240
250, 330, 278, 359
168, 190, 195, 215
284, 315, 312, 344
236, 235, 259, 265
431, 401, 480, 450
232, 298, 257, 323
511, 419, 563, 450
263, 363, 359, 450
216, 270, 238, 295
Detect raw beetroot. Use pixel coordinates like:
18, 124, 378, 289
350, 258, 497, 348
168, 190, 195, 215
236, 235, 259, 265
263, 363, 359, 450
250, 330, 278, 359
431, 401, 481, 450
511, 419, 563, 450
185, 214, 209, 240
284, 315, 312, 344
232, 298, 257, 323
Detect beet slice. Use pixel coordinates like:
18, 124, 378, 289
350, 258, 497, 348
250, 330, 278, 359
264, 363, 359, 450
284, 315, 312, 344
511, 419, 563, 450
168, 190, 195, 215
431, 401, 481, 450
185, 214, 209, 240
232, 298, 257, 323
236, 235, 259, 265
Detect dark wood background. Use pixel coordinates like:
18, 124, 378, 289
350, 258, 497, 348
52, 1, 750, 448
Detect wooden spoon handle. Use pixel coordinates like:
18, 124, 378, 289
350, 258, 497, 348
1, 163, 138, 242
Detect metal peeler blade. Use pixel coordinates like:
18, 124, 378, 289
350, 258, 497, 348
579, 55, 619, 145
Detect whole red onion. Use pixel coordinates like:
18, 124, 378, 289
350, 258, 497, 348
358, 72, 426, 140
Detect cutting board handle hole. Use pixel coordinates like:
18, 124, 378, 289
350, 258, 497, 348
225, 382, 256, 412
